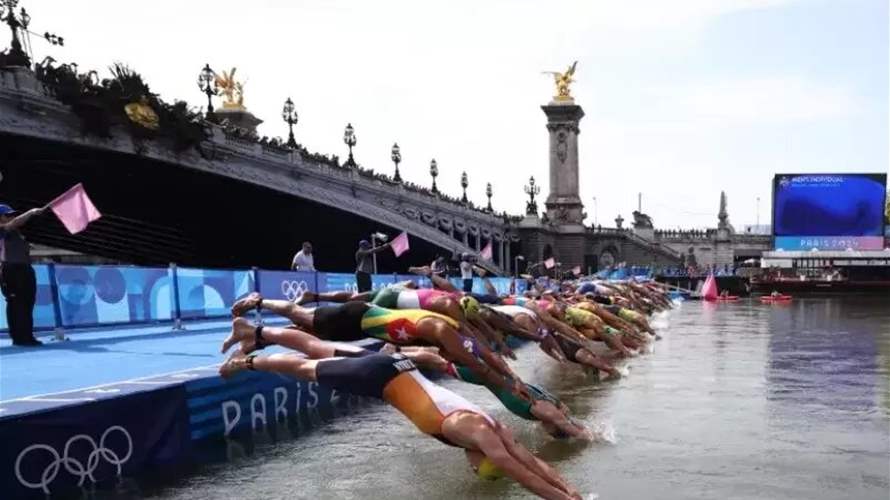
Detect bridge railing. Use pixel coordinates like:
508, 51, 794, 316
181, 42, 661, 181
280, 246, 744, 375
0, 264, 526, 335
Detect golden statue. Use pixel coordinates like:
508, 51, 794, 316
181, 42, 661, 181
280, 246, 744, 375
214, 67, 247, 110
124, 96, 160, 130
542, 61, 578, 101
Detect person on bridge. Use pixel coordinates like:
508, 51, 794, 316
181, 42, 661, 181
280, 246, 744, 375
0, 204, 46, 346
355, 239, 390, 292
218, 329, 582, 500
291, 241, 315, 272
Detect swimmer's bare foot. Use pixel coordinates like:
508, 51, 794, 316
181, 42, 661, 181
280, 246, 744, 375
219, 351, 249, 379
221, 317, 256, 354
296, 291, 317, 306
231, 292, 263, 317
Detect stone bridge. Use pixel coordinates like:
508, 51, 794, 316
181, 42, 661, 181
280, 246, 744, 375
0, 68, 516, 272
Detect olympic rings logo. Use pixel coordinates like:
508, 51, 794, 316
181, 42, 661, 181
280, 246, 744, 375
281, 280, 309, 302
14, 425, 133, 494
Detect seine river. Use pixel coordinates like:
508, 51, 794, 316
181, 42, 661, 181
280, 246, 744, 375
88, 296, 890, 499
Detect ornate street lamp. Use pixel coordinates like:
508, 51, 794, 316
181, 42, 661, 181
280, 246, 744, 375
461, 171, 469, 203
524, 176, 540, 215
281, 97, 298, 148
429, 159, 439, 193
486, 182, 493, 212
343, 123, 357, 167
391, 143, 402, 182
196, 63, 217, 119
1, 0, 32, 67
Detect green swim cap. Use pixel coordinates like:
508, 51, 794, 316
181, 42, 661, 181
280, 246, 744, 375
460, 296, 481, 317
476, 456, 504, 481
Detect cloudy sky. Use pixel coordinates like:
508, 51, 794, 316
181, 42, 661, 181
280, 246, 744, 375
23, 0, 888, 229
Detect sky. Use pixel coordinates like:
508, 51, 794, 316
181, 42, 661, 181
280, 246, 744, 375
19, 0, 889, 229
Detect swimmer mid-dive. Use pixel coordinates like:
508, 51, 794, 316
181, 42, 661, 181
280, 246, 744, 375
222, 308, 526, 399
391, 345, 594, 441
218, 327, 582, 500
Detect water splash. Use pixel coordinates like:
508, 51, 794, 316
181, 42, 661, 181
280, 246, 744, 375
589, 420, 617, 444
584, 493, 600, 500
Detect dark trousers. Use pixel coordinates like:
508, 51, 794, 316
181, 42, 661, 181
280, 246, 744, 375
462, 278, 474, 293
0, 264, 37, 343
355, 271, 372, 293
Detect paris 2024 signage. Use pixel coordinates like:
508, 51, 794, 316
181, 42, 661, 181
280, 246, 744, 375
772, 173, 887, 251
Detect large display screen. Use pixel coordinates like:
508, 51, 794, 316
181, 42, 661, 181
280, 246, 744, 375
772, 173, 887, 251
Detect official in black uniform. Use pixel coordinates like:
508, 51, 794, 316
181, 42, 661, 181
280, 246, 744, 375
0, 204, 45, 346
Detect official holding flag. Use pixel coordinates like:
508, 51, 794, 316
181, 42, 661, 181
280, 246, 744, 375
0, 204, 46, 346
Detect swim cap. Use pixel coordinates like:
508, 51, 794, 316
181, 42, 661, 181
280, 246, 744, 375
460, 296, 481, 317
476, 456, 504, 481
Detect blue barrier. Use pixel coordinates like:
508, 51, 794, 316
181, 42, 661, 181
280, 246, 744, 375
54, 265, 174, 328
0, 264, 55, 331
176, 268, 255, 320
1, 264, 526, 335
257, 270, 317, 302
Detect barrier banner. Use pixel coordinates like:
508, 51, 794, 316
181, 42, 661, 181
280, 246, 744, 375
0, 264, 55, 332
257, 270, 317, 303
0, 386, 189, 499
176, 268, 255, 320
54, 265, 173, 328
317, 272, 356, 294
396, 274, 431, 289
185, 371, 338, 441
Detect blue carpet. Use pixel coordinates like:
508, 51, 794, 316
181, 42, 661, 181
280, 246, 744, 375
0, 317, 289, 401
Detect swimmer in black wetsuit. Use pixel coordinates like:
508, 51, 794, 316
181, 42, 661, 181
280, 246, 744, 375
217, 329, 582, 500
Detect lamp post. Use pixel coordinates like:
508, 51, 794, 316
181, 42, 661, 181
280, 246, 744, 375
343, 123, 357, 167
486, 182, 493, 212
196, 63, 217, 119
281, 97, 298, 148
514, 255, 525, 277
524, 176, 540, 215
391, 143, 402, 182
429, 159, 439, 193
592, 196, 598, 225
756, 196, 761, 227
461, 172, 469, 204
1, 0, 31, 67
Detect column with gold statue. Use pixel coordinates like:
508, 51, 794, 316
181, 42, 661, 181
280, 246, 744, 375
211, 67, 263, 133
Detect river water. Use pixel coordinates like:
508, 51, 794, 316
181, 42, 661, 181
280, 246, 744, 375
110, 296, 890, 499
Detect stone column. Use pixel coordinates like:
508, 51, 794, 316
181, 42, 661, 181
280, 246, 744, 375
505, 240, 511, 275
541, 101, 585, 230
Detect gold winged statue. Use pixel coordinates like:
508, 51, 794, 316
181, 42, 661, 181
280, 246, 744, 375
542, 61, 577, 101
214, 67, 247, 110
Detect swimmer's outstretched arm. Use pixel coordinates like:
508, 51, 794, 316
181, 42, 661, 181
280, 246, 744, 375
467, 427, 577, 500
496, 426, 579, 497
432, 323, 519, 395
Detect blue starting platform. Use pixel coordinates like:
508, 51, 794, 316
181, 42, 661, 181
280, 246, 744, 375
0, 318, 381, 499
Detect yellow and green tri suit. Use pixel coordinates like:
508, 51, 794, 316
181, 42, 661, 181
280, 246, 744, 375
360, 304, 459, 344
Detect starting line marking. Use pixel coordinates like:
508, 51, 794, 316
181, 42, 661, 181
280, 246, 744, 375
2, 363, 222, 404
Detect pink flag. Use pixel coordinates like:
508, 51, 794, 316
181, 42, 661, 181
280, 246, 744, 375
390, 231, 410, 257
544, 257, 556, 269
49, 183, 101, 234
480, 241, 493, 261
702, 273, 718, 301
